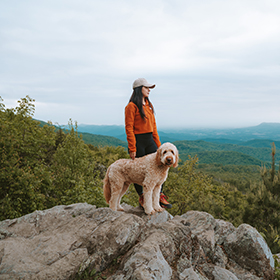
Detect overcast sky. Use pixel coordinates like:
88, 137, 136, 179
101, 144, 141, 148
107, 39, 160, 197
1, 0, 280, 129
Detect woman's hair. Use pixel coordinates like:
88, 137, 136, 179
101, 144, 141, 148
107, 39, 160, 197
129, 86, 154, 120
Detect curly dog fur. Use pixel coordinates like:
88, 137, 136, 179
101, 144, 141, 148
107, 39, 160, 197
103, 142, 179, 215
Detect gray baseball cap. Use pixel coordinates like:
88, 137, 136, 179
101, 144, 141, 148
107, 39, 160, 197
132, 78, 156, 89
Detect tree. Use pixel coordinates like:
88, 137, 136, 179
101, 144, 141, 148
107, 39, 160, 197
164, 156, 227, 217
0, 96, 56, 219
49, 120, 107, 208
0, 96, 108, 220
243, 143, 280, 253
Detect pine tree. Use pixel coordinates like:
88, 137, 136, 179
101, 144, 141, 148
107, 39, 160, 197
243, 142, 280, 253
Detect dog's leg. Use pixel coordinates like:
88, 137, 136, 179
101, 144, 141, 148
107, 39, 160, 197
116, 182, 130, 211
109, 191, 120, 211
153, 184, 164, 212
143, 186, 155, 215
108, 180, 122, 211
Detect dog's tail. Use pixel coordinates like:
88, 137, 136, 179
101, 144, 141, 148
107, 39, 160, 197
103, 166, 111, 204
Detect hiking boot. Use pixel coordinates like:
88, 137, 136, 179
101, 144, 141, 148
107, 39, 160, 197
160, 193, 172, 209
139, 194, 144, 209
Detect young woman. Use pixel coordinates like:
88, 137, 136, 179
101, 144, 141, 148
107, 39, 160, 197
125, 78, 172, 209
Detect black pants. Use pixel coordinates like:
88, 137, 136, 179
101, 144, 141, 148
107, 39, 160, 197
134, 133, 163, 195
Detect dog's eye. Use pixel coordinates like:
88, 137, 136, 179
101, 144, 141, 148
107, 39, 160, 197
163, 151, 167, 154
171, 150, 174, 155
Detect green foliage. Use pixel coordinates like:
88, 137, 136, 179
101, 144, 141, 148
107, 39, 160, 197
49, 120, 107, 208
73, 267, 106, 280
81, 132, 127, 148
88, 144, 129, 167
175, 140, 278, 165
188, 151, 263, 166
241, 139, 280, 148
163, 156, 245, 224
222, 184, 247, 226
37, 119, 127, 148
0, 96, 108, 220
197, 163, 262, 193
243, 143, 280, 253
0, 96, 56, 219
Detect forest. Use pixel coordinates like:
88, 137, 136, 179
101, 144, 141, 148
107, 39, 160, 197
1, 96, 280, 255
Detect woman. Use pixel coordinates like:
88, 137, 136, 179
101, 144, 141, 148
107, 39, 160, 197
125, 78, 172, 209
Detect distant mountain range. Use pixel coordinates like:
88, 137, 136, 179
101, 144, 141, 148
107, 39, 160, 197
76, 122, 280, 166
37, 120, 280, 166
77, 122, 280, 143
36, 120, 127, 148
174, 140, 280, 165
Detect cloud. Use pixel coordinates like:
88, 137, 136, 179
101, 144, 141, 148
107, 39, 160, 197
1, 0, 280, 128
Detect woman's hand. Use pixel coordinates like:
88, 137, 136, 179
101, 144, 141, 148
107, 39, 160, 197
129, 152, 136, 160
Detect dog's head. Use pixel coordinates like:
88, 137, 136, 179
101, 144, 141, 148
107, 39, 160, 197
156, 142, 179, 168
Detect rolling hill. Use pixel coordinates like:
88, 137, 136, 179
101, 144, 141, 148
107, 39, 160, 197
37, 120, 279, 166
37, 120, 127, 148
174, 140, 278, 166
76, 122, 280, 143
160, 122, 280, 142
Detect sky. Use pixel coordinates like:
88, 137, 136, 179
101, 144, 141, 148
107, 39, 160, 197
1, 0, 280, 129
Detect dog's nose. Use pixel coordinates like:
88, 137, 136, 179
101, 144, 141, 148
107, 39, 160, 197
167, 158, 172, 163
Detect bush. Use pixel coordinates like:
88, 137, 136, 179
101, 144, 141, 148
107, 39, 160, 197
0, 96, 108, 220
0, 96, 56, 219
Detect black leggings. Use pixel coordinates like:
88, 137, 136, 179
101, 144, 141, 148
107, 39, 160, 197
134, 133, 163, 195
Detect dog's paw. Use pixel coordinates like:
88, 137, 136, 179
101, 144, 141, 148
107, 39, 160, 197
154, 206, 164, 212
145, 209, 156, 215
117, 206, 124, 211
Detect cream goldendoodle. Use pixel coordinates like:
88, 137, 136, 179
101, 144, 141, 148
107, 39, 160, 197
103, 142, 179, 215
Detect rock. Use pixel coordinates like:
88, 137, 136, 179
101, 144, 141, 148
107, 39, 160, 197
0, 204, 275, 280
109, 216, 202, 280
179, 267, 202, 280
223, 223, 274, 279
0, 204, 144, 279
212, 266, 239, 280
121, 203, 173, 226
180, 211, 218, 260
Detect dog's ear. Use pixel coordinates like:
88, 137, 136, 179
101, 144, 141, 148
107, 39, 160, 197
173, 148, 179, 168
156, 147, 162, 166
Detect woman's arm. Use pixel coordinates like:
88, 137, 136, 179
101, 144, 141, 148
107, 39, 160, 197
125, 103, 137, 154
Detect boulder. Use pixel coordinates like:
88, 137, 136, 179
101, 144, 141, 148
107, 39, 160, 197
223, 224, 274, 279
0, 203, 275, 280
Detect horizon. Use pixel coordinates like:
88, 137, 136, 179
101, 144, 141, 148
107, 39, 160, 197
62, 120, 280, 131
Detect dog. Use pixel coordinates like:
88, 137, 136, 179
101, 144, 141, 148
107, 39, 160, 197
103, 142, 179, 215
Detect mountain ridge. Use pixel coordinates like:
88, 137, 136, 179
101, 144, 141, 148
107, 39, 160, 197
174, 140, 279, 165
37, 120, 279, 166
76, 122, 280, 142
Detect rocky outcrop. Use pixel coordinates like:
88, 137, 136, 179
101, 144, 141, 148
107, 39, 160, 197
0, 203, 275, 280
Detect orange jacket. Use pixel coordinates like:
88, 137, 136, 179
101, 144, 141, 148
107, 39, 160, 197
125, 102, 161, 153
